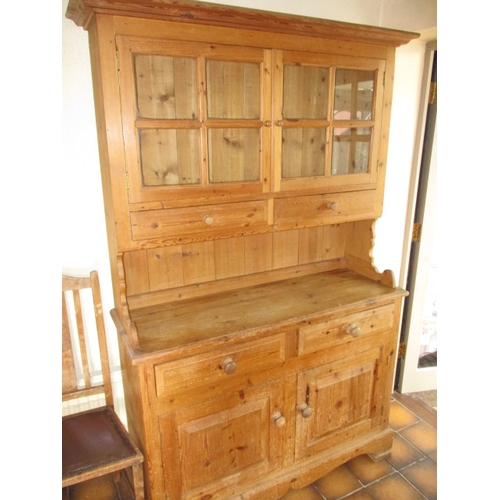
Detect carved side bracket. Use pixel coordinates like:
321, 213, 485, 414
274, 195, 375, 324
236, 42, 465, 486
115, 253, 140, 348
344, 220, 395, 288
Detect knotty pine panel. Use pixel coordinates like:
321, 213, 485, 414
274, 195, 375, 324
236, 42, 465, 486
299, 226, 325, 264
147, 246, 184, 291
181, 241, 216, 285
214, 237, 246, 279
322, 224, 347, 260
123, 226, 346, 300
244, 233, 273, 274
122, 250, 149, 296
273, 229, 300, 269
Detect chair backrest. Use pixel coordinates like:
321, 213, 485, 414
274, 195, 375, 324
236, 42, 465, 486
62, 271, 113, 409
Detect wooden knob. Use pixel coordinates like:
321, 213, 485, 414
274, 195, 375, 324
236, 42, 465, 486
299, 403, 313, 419
221, 357, 237, 374
204, 215, 214, 225
327, 201, 338, 210
272, 412, 286, 428
264, 120, 272, 127
346, 324, 361, 338
275, 120, 283, 127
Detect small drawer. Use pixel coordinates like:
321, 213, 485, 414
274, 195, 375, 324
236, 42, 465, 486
131, 199, 271, 242
298, 304, 395, 356
155, 334, 286, 399
274, 190, 376, 230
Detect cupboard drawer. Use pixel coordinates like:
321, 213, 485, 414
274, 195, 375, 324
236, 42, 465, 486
274, 190, 376, 230
298, 304, 395, 355
154, 334, 286, 399
131, 199, 271, 242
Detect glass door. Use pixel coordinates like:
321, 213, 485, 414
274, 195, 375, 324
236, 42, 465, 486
117, 36, 272, 205
274, 50, 385, 193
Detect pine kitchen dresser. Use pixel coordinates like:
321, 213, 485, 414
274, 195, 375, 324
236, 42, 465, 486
65, 1, 417, 498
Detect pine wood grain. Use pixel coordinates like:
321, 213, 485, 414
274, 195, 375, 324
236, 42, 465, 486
66, 3, 415, 498
67, 0, 419, 48
128, 270, 406, 354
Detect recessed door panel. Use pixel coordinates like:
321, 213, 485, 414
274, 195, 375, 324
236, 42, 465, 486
296, 348, 382, 460
159, 380, 285, 500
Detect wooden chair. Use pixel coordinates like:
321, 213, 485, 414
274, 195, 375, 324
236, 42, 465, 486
62, 271, 144, 500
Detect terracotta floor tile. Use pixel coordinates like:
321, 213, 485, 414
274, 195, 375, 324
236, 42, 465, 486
400, 458, 437, 500
366, 473, 426, 500
278, 485, 325, 500
385, 433, 425, 470
399, 421, 437, 456
428, 450, 437, 463
345, 455, 394, 485
340, 489, 377, 500
314, 464, 361, 499
392, 393, 437, 429
388, 400, 419, 430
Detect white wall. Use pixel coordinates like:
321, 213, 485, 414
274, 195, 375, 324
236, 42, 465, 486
61, 0, 436, 388
190, 0, 437, 30
374, 38, 429, 283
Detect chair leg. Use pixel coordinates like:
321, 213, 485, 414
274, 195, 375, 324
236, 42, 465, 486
113, 471, 123, 500
131, 464, 145, 500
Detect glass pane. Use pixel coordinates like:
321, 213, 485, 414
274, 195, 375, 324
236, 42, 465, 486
283, 65, 329, 119
208, 128, 260, 182
334, 69, 374, 120
135, 55, 198, 119
206, 60, 260, 119
139, 129, 200, 186
332, 127, 371, 175
282, 128, 326, 178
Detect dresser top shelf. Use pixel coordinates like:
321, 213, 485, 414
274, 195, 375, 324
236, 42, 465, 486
66, 0, 419, 47
124, 270, 406, 359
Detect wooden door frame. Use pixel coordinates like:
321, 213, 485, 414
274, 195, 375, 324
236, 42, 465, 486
395, 41, 437, 393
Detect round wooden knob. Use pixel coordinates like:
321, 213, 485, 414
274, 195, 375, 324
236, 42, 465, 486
272, 412, 286, 428
221, 358, 237, 374
275, 120, 283, 127
264, 120, 272, 127
299, 403, 313, 419
346, 324, 361, 338
204, 215, 214, 225
327, 201, 338, 210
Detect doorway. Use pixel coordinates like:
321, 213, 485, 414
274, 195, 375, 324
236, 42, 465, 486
396, 44, 437, 394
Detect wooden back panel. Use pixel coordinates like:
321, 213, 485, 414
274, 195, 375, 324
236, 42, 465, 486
62, 271, 113, 408
123, 225, 347, 309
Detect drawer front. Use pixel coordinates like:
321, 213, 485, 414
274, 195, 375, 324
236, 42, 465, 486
155, 334, 286, 400
274, 190, 376, 230
131, 199, 271, 242
298, 303, 395, 356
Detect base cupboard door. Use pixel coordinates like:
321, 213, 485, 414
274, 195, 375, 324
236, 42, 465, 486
295, 347, 384, 461
159, 379, 285, 500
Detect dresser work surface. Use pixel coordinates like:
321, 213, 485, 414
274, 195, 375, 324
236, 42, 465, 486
125, 269, 407, 359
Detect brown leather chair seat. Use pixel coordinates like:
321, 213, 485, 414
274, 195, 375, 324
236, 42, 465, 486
63, 406, 137, 479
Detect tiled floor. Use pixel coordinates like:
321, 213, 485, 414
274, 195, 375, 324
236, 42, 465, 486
278, 392, 437, 500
